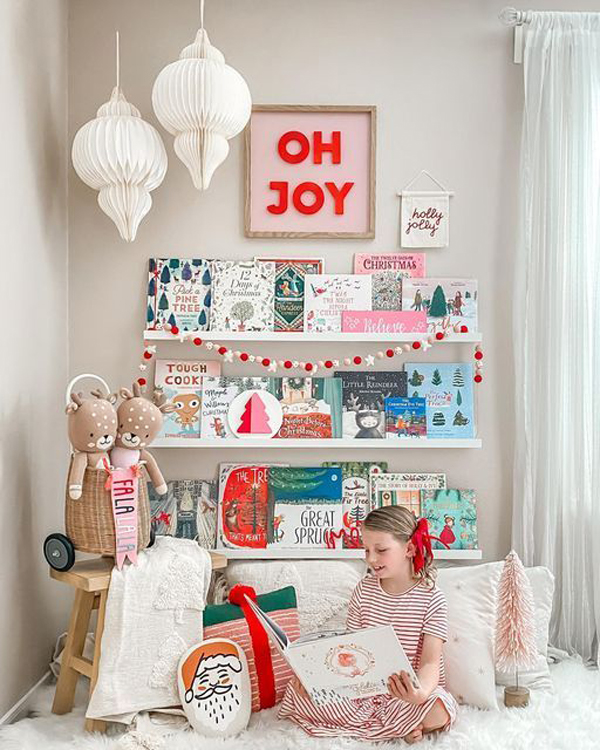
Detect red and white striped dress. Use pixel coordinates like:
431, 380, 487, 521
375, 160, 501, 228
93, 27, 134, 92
279, 574, 459, 740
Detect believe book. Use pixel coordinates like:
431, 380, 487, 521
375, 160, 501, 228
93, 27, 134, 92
401, 278, 478, 334
354, 252, 425, 277
210, 260, 275, 332
155, 359, 221, 439
200, 376, 271, 439
268, 377, 342, 439
304, 274, 372, 333
218, 464, 270, 549
385, 397, 427, 439
267, 467, 343, 548
334, 371, 408, 439
370, 472, 446, 517
255, 257, 324, 332
405, 363, 475, 439
146, 258, 212, 331
421, 489, 478, 550
148, 479, 218, 548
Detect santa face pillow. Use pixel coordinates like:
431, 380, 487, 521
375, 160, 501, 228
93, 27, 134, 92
178, 638, 251, 737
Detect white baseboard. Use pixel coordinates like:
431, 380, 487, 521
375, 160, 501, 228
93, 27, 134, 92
0, 670, 52, 725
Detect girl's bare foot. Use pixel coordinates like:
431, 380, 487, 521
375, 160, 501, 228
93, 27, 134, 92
403, 724, 424, 744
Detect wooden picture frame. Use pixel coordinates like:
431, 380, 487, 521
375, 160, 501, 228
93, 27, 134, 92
245, 105, 376, 239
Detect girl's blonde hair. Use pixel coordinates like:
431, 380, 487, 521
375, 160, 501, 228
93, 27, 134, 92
363, 506, 437, 589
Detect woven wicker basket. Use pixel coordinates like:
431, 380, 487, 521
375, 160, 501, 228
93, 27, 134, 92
65, 463, 151, 555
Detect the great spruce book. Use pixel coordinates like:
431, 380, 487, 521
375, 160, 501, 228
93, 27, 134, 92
268, 377, 342, 439
404, 363, 475, 439
384, 397, 427, 439
304, 274, 372, 333
267, 467, 343, 548
147, 258, 212, 331
148, 479, 218, 548
401, 278, 478, 333
254, 257, 324, 332
421, 489, 478, 550
210, 260, 275, 332
334, 372, 408, 439
155, 359, 222, 439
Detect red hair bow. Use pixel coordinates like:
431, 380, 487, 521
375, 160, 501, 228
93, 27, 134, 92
411, 518, 449, 573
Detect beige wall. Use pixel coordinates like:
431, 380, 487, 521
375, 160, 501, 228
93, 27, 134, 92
0, 0, 68, 718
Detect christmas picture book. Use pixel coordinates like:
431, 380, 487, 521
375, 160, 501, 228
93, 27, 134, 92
268, 377, 342, 439
210, 260, 275, 332
304, 274, 372, 333
421, 489, 478, 550
218, 464, 271, 549
370, 472, 447, 517
155, 359, 221, 439
405, 363, 475, 439
401, 278, 478, 333
371, 271, 404, 311
148, 479, 218, 548
353, 252, 426, 277
384, 397, 427, 439
200, 376, 271, 439
334, 371, 408, 439
146, 257, 212, 331
245, 600, 420, 707
255, 257, 324, 332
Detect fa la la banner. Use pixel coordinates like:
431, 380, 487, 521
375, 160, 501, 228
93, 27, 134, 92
399, 170, 453, 248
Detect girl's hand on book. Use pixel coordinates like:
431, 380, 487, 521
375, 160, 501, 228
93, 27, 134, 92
388, 671, 428, 705
291, 676, 310, 701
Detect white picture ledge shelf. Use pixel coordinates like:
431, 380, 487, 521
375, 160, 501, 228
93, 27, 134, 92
218, 548, 483, 561
153, 438, 482, 449
144, 330, 483, 344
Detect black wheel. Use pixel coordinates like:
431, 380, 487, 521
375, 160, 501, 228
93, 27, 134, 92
147, 526, 156, 548
44, 533, 76, 572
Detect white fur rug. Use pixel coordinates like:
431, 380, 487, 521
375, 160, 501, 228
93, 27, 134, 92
1, 659, 599, 750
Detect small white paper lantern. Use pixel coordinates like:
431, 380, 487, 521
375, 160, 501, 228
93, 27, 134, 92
152, 24, 252, 190
72, 84, 167, 242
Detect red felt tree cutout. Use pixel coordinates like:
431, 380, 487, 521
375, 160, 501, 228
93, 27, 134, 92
237, 393, 272, 434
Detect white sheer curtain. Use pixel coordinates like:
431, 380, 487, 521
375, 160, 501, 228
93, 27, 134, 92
513, 12, 600, 666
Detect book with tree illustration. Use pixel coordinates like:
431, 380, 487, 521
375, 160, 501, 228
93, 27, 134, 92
245, 595, 420, 706
322, 462, 388, 547
404, 363, 475, 439
148, 479, 218, 548
401, 278, 478, 334
267, 467, 343, 549
217, 464, 271, 549
267, 377, 342, 439
370, 471, 447, 517
200, 376, 271, 439
146, 258, 212, 331
384, 397, 427, 438
421, 489, 478, 550
334, 371, 408, 439
210, 260, 275, 332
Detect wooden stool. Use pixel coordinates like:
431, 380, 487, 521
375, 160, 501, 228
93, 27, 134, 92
50, 553, 227, 733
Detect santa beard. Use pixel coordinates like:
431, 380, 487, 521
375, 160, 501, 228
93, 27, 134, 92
195, 683, 242, 730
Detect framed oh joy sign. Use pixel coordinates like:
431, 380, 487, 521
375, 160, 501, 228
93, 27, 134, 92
245, 105, 376, 239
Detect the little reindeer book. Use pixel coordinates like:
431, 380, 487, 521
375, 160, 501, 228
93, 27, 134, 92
245, 596, 420, 706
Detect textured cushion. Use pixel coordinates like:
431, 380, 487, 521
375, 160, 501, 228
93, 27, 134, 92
203, 586, 300, 713
224, 560, 365, 636
437, 563, 501, 710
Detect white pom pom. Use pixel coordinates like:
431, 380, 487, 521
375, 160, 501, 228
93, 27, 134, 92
376, 351, 385, 359
403, 343, 411, 352
344, 357, 351, 366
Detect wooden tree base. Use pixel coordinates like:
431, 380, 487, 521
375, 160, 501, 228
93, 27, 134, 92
504, 686, 530, 708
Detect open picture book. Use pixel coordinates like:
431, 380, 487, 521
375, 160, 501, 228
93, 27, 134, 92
244, 595, 420, 706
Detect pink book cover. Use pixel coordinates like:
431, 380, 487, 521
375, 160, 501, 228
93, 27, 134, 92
353, 253, 426, 277
341, 311, 428, 334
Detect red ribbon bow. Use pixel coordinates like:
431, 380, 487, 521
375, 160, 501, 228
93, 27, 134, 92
411, 518, 449, 573
228, 585, 276, 710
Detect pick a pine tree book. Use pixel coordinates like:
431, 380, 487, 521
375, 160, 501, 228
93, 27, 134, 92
147, 258, 212, 331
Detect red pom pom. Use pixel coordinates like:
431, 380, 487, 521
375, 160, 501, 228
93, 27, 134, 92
262, 358, 270, 367
435, 332, 444, 341
284, 360, 293, 369
474, 350, 483, 360
305, 362, 313, 372
240, 352, 249, 362
353, 356, 362, 365
218, 346, 227, 355
170, 325, 179, 335
137, 377, 147, 386
228, 584, 257, 606
461, 325, 468, 333
412, 341, 421, 350
324, 360, 333, 369
143, 351, 152, 360
386, 349, 394, 358
474, 374, 483, 383
193, 337, 203, 346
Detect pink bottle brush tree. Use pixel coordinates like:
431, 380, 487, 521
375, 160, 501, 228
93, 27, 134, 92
494, 550, 538, 707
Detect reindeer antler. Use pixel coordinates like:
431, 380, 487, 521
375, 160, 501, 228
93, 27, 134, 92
347, 392, 362, 413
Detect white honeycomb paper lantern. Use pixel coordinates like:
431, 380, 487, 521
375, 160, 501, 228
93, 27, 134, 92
72, 86, 167, 242
152, 27, 252, 190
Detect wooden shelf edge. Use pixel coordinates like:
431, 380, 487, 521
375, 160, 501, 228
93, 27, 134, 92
144, 330, 483, 344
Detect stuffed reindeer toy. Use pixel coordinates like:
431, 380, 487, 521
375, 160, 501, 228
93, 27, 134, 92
110, 381, 175, 494
66, 390, 118, 500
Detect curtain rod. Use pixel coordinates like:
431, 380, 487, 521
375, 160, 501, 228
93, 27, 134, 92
499, 7, 533, 27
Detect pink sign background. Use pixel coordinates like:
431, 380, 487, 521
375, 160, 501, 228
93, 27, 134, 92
247, 109, 373, 235
341, 311, 428, 334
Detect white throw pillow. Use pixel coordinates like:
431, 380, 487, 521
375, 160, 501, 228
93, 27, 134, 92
495, 565, 554, 691
437, 563, 502, 710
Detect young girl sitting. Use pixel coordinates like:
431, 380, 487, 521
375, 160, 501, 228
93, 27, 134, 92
279, 506, 458, 744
